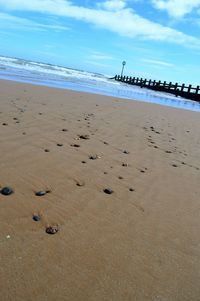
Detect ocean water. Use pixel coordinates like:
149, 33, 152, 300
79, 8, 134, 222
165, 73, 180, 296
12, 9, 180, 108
0, 55, 199, 112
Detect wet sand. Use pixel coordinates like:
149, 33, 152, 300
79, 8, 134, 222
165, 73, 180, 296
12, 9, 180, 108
0, 79, 200, 301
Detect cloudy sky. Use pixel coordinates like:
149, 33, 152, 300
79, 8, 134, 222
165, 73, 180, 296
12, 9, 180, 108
0, 0, 200, 84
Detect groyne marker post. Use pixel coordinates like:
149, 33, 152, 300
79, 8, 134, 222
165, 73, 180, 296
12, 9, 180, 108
121, 61, 126, 77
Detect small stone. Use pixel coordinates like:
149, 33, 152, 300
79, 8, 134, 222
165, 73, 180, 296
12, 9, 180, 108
44, 149, 50, 152
62, 128, 68, 132
123, 150, 130, 154
76, 181, 85, 187
129, 188, 135, 192
79, 134, 90, 140
71, 144, 80, 148
46, 225, 59, 235
103, 141, 109, 145
118, 176, 123, 179
103, 188, 113, 195
172, 164, 178, 168
32, 215, 41, 221
89, 155, 98, 160
122, 163, 128, 167
35, 191, 46, 196
2, 123, 8, 126
165, 150, 172, 153
57, 143, 63, 147
6, 235, 11, 239
104, 172, 108, 174
81, 161, 86, 164
1, 187, 14, 196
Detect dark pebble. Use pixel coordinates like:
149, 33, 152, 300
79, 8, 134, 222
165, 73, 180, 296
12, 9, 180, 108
89, 155, 98, 160
1, 186, 14, 196
44, 149, 50, 152
118, 176, 123, 179
165, 150, 172, 153
32, 215, 41, 222
104, 172, 108, 174
46, 225, 59, 235
181, 162, 186, 165
2, 123, 8, 126
81, 161, 86, 164
79, 134, 90, 140
129, 188, 135, 192
122, 163, 128, 167
103, 188, 113, 195
172, 164, 178, 168
71, 144, 80, 148
62, 129, 68, 132
57, 143, 63, 147
35, 191, 46, 196
123, 150, 130, 154
103, 141, 109, 145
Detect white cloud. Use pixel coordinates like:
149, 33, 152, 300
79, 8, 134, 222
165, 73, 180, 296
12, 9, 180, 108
0, 12, 69, 31
89, 51, 113, 60
141, 58, 174, 67
0, 0, 200, 47
100, 0, 127, 11
151, 0, 200, 18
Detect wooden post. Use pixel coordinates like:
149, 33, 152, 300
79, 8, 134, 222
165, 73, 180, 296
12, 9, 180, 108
188, 84, 192, 93
195, 85, 199, 94
163, 81, 166, 88
168, 82, 172, 90
136, 77, 139, 83
174, 83, 178, 91
181, 84, 185, 92
153, 80, 156, 86
149, 79, 152, 86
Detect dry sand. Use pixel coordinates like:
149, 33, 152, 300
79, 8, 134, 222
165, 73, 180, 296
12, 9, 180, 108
0, 79, 200, 301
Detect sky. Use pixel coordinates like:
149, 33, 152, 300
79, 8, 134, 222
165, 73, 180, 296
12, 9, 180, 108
0, 0, 200, 85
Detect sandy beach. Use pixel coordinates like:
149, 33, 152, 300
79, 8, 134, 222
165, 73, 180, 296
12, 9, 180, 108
0, 79, 200, 301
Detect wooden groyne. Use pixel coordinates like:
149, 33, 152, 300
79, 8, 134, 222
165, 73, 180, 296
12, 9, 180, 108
114, 75, 200, 102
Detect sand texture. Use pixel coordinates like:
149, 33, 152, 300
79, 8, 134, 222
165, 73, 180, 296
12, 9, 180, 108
0, 80, 200, 301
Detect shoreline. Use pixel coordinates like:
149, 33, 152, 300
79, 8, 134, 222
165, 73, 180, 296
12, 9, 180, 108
0, 72, 200, 112
0, 79, 200, 300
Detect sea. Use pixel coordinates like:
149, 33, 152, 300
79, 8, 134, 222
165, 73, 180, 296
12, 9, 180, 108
0, 55, 199, 112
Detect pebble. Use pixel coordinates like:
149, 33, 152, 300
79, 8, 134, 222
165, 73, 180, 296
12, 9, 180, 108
35, 191, 47, 196
2, 123, 8, 126
79, 134, 90, 140
46, 225, 59, 235
172, 164, 178, 168
1, 187, 14, 196
118, 176, 123, 179
122, 163, 128, 167
57, 143, 63, 147
44, 149, 50, 152
89, 155, 98, 160
32, 215, 41, 221
103, 188, 113, 195
71, 144, 80, 148
129, 188, 135, 192
123, 150, 130, 154
62, 128, 68, 132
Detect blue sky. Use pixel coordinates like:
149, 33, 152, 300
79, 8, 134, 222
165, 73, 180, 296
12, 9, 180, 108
0, 0, 200, 84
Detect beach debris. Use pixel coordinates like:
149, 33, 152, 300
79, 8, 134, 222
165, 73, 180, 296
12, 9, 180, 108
44, 149, 50, 152
103, 188, 113, 195
81, 160, 86, 164
46, 225, 59, 235
103, 141, 109, 145
2, 123, 8, 126
57, 143, 63, 147
32, 215, 41, 222
122, 163, 128, 167
165, 150, 172, 153
6, 235, 11, 239
172, 164, 178, 168
1, 186, 14, 196
78, 134, 90, 140
129, 188, 135, 192
71, 144, 80, 148
118, 176, 123, 179
62, 128, 68, 132
104, 171, 108, 175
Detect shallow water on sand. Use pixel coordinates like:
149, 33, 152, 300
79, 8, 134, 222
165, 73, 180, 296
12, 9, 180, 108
0, 55, 200, 112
